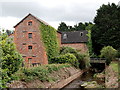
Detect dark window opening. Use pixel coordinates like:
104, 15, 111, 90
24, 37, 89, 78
28, 21, 32, 26
28, 33, 32, 38
28, 58, 32, 61
32, 43, 36, 44
28, 46, 32, 49
22, 31, 27, 33
28, 58, 32, 65
80, 32, 83, 36
32, 55, 36, 57
23, 43, 26, 45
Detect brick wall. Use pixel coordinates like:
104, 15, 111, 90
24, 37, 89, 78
14, 15, 48, 67
61, 43, 88, 53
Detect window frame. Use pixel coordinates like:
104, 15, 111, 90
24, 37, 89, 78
26, 45, 34, 52
28, 33, 32, 38
28, 21, 32, 26
80, 32, 83, 36
27, 57, 32, 67
28, 45, 33, 50
63, 33, 67, 39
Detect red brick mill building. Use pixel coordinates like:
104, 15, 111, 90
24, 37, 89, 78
12, 13, 88, 67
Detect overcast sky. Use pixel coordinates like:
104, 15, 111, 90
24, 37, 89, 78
0, 0, 119, 30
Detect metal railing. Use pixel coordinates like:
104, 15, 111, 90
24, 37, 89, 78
90, 58, 106, 63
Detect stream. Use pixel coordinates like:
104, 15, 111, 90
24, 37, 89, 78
61, 68, 105, 89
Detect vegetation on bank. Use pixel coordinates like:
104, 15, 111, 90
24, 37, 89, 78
0, 32, 23, 88
11, 64, 71, 82
110, 62, 118, 73
105, 61, 119, 88
100, 46, 117, 65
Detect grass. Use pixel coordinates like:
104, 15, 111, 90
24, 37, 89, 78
110, 61, 118, 73
11, 64, 71, 82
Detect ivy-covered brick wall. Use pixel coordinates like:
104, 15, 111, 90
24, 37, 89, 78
40, 23, 59, 63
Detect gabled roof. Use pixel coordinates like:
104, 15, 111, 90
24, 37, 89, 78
60, 30, 88, 43
14, 13, 49, 28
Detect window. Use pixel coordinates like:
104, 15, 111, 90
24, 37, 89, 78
28, 58, 32, 66
22, 31, 27, 33
80, 32, 83, 36
32, 55, 36, 57
28, 33, 32, 38
63, 34, 67, 39
28, 45, 32, 50
28, 58, 32, 61
28, 21, 32, 26
23, 43, 26, 45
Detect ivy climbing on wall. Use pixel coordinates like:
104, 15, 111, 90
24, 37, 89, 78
39, 23, 59, 63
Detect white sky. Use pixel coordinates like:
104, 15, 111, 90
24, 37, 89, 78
0, 0, 119, 31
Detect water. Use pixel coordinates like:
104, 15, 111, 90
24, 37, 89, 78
61, 69, 105, 89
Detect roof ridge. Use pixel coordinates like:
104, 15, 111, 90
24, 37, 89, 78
29, 13, 49, 26
14, 13, 50, 28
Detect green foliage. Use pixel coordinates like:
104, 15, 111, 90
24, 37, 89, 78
92, 3, 120, 55
60, 46, 78, 55
110, 62, 118, 73
0, 32, 23, 88
100, 46, 117, 65
39, 23, 59, 63
12, 64, 71, 82
55, 47, 90, 69
86, 24, 94, 56
76, 53, 90, 69
0, 69, 10, 88
58, 22, 68, 31
58, 22, 93, 31
52, 53, 79, 68
117, 49, 120, 58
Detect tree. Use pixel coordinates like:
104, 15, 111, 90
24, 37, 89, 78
58, 22, 93, 32
100, 46, 117, 65
77, 22, 86, 30
58, 22, 68, 31
0, 32, 23, 88
6, 30, 13, 36
92, 3, 120, 55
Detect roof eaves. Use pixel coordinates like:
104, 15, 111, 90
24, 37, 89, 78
14, 13, 50, 28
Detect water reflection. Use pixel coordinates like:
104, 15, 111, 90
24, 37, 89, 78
62, 69, 105, 89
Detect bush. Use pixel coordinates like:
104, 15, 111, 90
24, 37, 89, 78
0, 33, 23, 88
100, 46, 117, 65
52, 53, 79, 68
58, 47, 90, 69
60, 46, 78, 55
76, 53, 90, 69
0, 69, 10, 88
